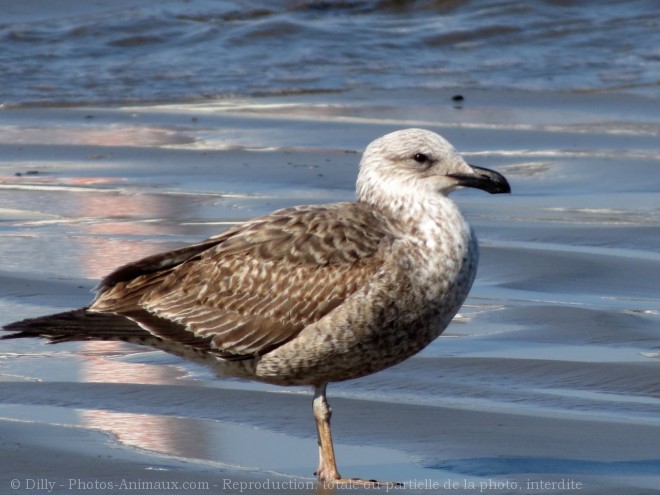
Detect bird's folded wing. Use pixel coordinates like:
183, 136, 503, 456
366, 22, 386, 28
90, 203, 395, 359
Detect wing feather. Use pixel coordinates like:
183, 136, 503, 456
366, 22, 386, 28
90, 202, 396, 359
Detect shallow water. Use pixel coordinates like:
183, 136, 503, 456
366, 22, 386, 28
1, 89, 659, 492
1, 0, 659, 492
2, 0, 659, 106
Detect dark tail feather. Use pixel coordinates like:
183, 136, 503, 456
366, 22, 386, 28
1, 308, 151, 344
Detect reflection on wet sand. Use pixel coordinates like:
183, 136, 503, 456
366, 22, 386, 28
70, 186, 183, 279
79, 341, 212, 461
78, 342, 180, 385
0, 125, 194, 148
80, 408, 211, 461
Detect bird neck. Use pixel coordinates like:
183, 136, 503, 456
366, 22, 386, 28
366, 192, 468, 237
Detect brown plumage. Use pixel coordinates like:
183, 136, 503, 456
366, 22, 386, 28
93, 202, 394, 360
2, 128, 510, 485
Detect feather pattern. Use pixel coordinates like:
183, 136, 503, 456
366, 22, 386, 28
90, 202, 397, 359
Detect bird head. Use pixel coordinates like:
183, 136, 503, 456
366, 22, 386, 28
356, 128, 510, 206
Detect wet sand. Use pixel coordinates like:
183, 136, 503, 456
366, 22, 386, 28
1, 88, 659, 494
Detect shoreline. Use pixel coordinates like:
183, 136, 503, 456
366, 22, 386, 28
1, 88, 659, 494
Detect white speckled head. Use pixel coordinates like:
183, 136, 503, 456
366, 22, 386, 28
356, 128, 509, 209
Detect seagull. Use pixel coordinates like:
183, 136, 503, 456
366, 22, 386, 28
2, 128, 510, 485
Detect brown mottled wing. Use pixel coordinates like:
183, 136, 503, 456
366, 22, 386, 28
90, 203, 394, 359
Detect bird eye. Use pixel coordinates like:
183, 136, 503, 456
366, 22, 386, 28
413, 153, 430, 164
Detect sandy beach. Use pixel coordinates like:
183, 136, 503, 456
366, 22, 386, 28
1, 0, 660, 492
1, 87, 659, 494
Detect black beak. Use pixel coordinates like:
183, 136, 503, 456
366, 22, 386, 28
448, 164, 511, 194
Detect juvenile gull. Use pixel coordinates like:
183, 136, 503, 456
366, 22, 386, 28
2, 128, 510, 484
